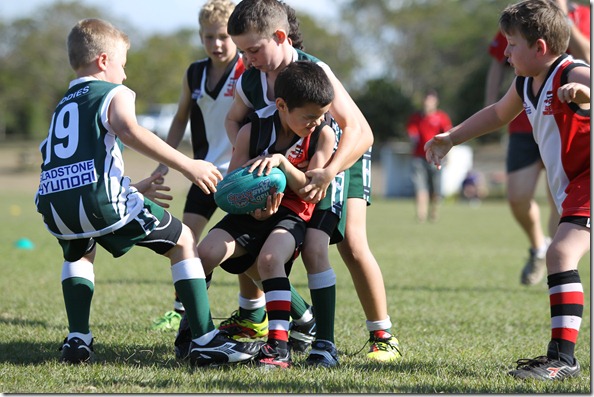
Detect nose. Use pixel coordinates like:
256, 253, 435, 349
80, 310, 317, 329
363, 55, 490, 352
503, 44, 510, 58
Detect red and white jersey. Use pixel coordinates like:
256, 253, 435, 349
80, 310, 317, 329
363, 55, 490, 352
517, 54, 590, 218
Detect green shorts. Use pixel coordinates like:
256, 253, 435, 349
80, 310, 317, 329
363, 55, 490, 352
347, 148, 372, 204
58, 198, 180, 261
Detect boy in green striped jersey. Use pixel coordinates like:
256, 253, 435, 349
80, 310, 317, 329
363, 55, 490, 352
35, 18, 261, 366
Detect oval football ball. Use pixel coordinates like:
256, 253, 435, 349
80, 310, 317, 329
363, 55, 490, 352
214, 166, 287, 214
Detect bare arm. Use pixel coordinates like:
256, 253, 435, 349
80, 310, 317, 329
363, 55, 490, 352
300, 66, 374, 202
153, 72, 192, 177
558, 66, 591, 105
227, 123, 253, 173
484, 58, 506, 106
556, 0, 591, 63
425, 82, 524, 167
109, 89, 222, 193
225, 91, 252, 146
248, 125, 336, 196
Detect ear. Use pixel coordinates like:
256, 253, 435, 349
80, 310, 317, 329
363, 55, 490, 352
276, 97, 288, 111
97, 53, 109, 71
273, 29, 287, 44
535, 38, 548, 55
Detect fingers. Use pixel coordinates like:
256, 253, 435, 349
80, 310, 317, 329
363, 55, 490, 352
196, 178, 217, 194
299, 184, 314, 195
152, 198, 171, 209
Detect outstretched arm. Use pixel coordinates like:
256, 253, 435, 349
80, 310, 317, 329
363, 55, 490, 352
300, 66, 374, 202
109, 89, 222, 194
426, 82, 524, 167
225, 91, 252, 146
152, 72, 192, 179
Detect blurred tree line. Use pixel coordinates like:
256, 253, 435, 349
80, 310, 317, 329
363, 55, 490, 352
2, 0, 581, 144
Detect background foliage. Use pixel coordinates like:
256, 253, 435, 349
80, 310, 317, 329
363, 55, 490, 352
0, 0, 588, 143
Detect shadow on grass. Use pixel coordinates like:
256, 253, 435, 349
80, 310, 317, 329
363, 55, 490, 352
0, 340, 185, 368
392, 283, 547, 295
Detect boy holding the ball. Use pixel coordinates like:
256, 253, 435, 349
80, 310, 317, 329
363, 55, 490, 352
197, 61, 338, 368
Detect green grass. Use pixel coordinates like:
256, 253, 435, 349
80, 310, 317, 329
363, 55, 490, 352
0, 189, 590, 393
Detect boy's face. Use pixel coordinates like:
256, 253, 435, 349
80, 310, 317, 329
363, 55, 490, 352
200, 21, 237, 65
104, 40, 128, 84
232, 31, 285, 73
503, 31, 539, 77
280, 101, 331, 138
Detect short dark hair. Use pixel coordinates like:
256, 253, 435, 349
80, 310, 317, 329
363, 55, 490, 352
228, 0, 288, 38
499, 0, 570, 55
274, 61, 334, 110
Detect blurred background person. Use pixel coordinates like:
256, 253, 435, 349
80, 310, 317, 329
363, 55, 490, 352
406, 89, 452, 223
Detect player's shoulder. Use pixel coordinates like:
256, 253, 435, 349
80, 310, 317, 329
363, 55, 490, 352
296, 49, 321, 64
254, 104, 277, 119
187, 57, 209, 72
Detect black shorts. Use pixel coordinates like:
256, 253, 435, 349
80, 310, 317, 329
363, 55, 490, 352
560, 216, 591, 229
184, 183, 218, 219
308, 209, 341, 244
506, 133, 541, 173
219, 252, 298, 276
213, 206, 306, 261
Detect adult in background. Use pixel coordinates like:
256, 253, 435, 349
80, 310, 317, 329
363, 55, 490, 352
406, 89, 452, 223
484, 0, 590, 286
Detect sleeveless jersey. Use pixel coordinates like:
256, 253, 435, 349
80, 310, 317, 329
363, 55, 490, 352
35, 78, 146, 239
187, 54, 244, 175
248, 105, 323, 222
516, 54, 590, 217
236, 48, 341, 147
237, 48, 322, 110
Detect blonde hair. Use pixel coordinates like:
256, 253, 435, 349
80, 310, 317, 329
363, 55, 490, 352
199, 0, 236, 32
67, 18, 130, 70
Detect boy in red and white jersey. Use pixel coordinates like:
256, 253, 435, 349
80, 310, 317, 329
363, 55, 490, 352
425, 0, 589, 381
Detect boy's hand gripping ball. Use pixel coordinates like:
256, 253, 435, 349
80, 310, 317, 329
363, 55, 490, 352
214, 166, 286, 214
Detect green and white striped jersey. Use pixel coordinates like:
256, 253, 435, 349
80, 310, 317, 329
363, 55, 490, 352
35, 77, 145, 240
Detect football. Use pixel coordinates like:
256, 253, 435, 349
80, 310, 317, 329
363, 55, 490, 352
214, 166, 287, 214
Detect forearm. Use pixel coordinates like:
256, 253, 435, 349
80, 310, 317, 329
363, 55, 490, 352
567, 24, 590, 63
225, 117, 241, 147
484, 60, 505, 106
120, 125, 192, 175
163, 118, 188, 149
277, 156, 307, 193
449, 105, 507, 145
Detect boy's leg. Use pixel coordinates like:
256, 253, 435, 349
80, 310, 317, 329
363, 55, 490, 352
152, 186, 216, 330
301, 228, 338, 367
506, 134, 551, 286
337, 152, 401, 361
58, 240, 97, 364
411, 157, 429, 222
509, 220, 589, 380
256, 229, 297, 369
162, 221, 261, 366
220, 261, 314, 346
428, 165, 442, 222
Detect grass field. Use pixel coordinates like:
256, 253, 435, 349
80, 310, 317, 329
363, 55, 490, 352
0, 143, 590, 393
